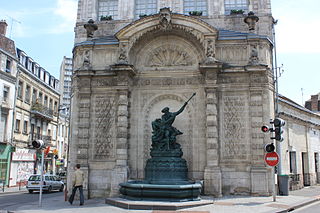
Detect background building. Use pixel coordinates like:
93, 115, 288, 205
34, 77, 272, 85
69, 0, 276, 198
0, 20, 18, 186
10, 48, 60, 186
59, 56, 73, 115
279, 95, 320, 189
305, 93, 320, 114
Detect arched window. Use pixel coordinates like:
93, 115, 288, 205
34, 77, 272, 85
135, 0, 157, 18
98, 0, 118, 20
183, 0, 207, 16
224, 0, 248, 15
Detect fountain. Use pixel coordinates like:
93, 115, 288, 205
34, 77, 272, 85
119, 93, 202, 201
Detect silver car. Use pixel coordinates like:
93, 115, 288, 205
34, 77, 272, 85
26, 174, 64, 193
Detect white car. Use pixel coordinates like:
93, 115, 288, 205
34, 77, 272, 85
26, 174, 64, 193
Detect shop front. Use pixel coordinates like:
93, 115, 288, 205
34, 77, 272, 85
9, 148, 36, 186
0, 144, 12, 186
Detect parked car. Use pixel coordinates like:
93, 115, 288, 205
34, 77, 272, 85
26, 174, 64, 193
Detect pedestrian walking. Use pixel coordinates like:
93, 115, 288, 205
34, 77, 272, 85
68, 164, 84, 205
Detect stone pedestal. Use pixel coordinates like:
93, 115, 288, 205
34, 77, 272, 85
204, 166, 222, 197
250, 167, 271, 196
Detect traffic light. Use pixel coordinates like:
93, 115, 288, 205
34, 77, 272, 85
264, 143, 275, 152
261, 125, 270, 133
272, 118, 285, 142
32, 140, 45, 149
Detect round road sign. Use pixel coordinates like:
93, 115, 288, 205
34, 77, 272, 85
264, 151, 279, 167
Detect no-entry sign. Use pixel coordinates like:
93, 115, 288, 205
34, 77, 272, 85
264, 152, 279, 167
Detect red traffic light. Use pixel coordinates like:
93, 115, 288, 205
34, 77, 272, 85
261, 125, 269, 133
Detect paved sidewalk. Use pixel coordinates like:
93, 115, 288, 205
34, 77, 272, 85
0, 186, 27, 195
2, 185, 320, 213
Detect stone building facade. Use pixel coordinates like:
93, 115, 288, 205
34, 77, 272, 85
69, 0, 276, 198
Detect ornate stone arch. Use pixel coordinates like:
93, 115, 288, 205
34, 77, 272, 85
115, 10, 218, 65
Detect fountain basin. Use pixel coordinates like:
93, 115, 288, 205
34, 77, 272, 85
119, 180, 202, 201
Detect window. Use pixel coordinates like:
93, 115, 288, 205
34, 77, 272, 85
25, 85, 31, 103
135, 0, 157, 17
315, 153, 319, 173
54, 101, 58, 113
5, 59, 12, 73
15, 119, 21, 132
17, 81, 23, 100
44, 96, 48, 107
49, 98, 53, 110
98, 0, 118, 19
38, 92, 43, 104
289, 151, 297, 173
224, 0, 248, 15
48, 129, 51, 136
3, 86, 9, 102
184, 0, 207, 15
23, 120, 28, 134
32, 89, 37, 103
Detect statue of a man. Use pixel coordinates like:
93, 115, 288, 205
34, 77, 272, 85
151, 93, 196, 150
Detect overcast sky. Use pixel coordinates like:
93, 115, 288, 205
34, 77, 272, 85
1, 0, 319, 105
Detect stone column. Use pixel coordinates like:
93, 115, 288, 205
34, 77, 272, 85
110, 64, 136, 196
200, 63, 222, 197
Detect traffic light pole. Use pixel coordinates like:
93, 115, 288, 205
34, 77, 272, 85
39, 149, 44, 207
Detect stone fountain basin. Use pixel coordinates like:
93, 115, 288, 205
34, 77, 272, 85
119, 180, 202, 201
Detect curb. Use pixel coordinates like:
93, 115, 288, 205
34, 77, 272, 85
263, 196, 320, 213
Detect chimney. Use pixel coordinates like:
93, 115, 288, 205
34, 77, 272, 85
311, 95, 319, 111
0, 20, 8, 36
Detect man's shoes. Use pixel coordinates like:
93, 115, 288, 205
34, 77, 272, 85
68, 201, 72, 205
80, 203, 83, 206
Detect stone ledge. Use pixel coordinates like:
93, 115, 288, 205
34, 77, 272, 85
105, 197, 213, 210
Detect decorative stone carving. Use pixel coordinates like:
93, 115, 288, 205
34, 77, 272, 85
221, 95, 249, 160
147, 45, 195, 67
118, 43, 128, 64
93, 96, 117, 159
159, 7, 172, 31
244, 12, 259, 31
204, 39, 218, 64
84, 19, 98, 38
249, 44, 259, 65
82, 50, 91, 69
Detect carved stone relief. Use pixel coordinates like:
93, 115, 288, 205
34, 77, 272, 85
93, 95, 118, 159
147, 45, 195, 67
82, 50, 91, 69
221, 94, 249, 160
118, 43, 128, 64
159, 7, 172, 31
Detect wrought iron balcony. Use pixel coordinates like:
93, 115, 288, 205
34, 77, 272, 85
30, 133, 52, 144
30, 102, 53, 120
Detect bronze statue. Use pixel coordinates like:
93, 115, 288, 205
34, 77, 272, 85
151, 93, 196, 150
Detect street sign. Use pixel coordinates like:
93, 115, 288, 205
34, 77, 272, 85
265, 152, 279, 167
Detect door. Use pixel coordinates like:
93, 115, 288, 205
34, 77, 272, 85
302, 152, 310, 186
